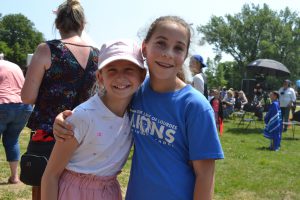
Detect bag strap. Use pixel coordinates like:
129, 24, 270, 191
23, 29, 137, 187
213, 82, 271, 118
62, 41, 94, 48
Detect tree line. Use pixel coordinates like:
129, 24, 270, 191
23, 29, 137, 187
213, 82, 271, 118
0, 13, 44, 68
198, 3, 300, 90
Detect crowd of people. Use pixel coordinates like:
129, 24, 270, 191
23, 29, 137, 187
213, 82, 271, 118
0, 0, 299, 199
187, 51, 298, 152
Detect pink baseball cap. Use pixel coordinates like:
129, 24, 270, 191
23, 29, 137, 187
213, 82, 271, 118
98, 39, 146, 70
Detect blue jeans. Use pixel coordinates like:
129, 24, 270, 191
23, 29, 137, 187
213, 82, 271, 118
0, 103, 33, 161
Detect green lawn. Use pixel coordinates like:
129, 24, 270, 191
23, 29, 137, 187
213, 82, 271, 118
0, 119, 299, 200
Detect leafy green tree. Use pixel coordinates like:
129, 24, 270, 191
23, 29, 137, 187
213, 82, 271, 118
198, 3, 300, 81
0, 14, 44, 67
205, 58, 228, 89
220, 61, 242, 90
0, 41, 12, 58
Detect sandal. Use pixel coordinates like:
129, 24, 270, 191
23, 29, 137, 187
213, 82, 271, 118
8, 177, 20, 184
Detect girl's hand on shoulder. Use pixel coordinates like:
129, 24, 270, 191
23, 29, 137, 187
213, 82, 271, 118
53, 110, 74, 142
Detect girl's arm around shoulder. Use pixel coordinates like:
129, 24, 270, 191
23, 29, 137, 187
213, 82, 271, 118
192, 159, 215, 200
21, 43, 51, 104
41, 135, 79, 200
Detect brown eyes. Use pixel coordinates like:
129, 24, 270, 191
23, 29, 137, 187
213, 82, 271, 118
156, 41, 185, 53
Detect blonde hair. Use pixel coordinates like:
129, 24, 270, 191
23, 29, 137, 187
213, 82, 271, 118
238, 90, 247, 100
227, 90, 234, 97
55, 0, 85, 34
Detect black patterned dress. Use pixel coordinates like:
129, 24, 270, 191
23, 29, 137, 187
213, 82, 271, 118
27, 40, 99, 137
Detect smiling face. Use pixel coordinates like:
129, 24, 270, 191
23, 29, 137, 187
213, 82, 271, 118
97, 60, 145, 102
142, 21, 189, 82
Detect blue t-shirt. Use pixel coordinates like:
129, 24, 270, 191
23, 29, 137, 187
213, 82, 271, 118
126, 78, 224, 200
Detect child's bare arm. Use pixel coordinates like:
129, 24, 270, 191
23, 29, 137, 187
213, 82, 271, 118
192, 159, 215, 200
41, 136, 78, 200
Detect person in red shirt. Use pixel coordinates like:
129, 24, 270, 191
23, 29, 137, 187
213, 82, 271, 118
210, 89, 223, 135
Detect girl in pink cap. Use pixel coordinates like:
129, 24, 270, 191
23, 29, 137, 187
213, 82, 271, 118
41, 39, 146, 200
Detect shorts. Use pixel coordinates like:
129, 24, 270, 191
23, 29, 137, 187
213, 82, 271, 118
0, 103, 32, 161
58, 169, 122, 200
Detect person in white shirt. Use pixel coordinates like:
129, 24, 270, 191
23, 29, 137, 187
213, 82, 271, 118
41, 39, 146, 200
278, 79, 297, 131
189, 55, 208, 98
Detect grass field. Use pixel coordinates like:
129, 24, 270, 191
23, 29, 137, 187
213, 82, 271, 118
0, 118, 299, 200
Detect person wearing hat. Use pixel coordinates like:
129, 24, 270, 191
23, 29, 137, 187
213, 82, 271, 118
41, 39, 146, 200
189, 54, 208, 98
278, 79, 296, 131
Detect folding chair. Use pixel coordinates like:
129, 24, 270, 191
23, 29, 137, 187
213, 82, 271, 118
282, 121, 300, 139
232, 110, 245, 123
237, 111, 256, 129
285, 111, 300, 138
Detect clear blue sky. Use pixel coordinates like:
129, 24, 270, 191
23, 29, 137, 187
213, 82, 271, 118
1, 0, 299, 61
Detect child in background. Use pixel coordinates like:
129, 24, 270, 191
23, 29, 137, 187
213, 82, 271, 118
210, 89, 224, 135
263, 91, 282, 151
53, 16, 224, 200
41, 40, 146, 200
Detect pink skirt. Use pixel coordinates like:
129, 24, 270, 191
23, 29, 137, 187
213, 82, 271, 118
58, 169, 122, 200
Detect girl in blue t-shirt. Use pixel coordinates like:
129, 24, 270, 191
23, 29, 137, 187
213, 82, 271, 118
125, 15, 224, 200
54, 16, 224, 200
